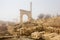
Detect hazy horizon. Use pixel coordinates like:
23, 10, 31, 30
0, 0, 60, 22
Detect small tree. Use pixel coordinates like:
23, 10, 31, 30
45, 14, 51, 19
56, 13, 60, 17
38, 13, 44, 19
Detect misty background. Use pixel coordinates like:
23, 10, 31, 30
0, 0, 60, 22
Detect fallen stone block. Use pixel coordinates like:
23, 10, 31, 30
42, 33, 58, 40
51, 35, 60, 40
31, 31, 45, 39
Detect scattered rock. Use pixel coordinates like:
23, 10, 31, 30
51, 35, 60, 40
31, 31, 45, 39
42, 33, 58, 40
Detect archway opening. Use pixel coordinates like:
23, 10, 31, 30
23, 14, 28, 22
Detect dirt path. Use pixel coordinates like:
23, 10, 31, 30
20, 36, 34, 40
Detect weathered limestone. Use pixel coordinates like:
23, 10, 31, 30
31, 31, 45, 39
20, 9, 32, 24
43, 26, 54, 33
51, 35, 60, 40
7, 25, 14, 35
43, 26, 60, 34
43, 17, 60, 28
19, 17, 60, 40
7, 25, 18, 38
42, 33, 58, 40
20, 25, 42, 36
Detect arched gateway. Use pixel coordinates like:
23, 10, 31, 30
20, 2, 32, 24
20, 9, 32, 24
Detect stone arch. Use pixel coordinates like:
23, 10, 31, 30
20, 9, 32, 24
23, 14, 28, 22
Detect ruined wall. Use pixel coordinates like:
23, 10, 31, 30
20, 9, 32, 24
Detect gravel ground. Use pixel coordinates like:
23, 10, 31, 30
20, 36, 34, 40
0, 38, 18, 40
0, 36, 44, 40
0, 37, 33, 40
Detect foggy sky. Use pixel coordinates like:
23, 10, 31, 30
0, 0, 60, 22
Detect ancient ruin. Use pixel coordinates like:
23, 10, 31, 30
20, 9, 32, 24
20, 2, 32, 24
0, 2, 60, 40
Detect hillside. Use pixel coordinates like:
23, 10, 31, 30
20, 16, 60, 40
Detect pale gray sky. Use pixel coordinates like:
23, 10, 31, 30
0, 0, 60, 22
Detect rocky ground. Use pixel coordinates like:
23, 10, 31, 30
19, 17, 60, 40
1, 16, 60, 40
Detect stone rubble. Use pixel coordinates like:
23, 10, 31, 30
19, 17, 60, 40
